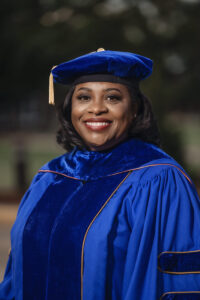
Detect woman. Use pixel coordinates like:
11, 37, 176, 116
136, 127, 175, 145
1, 49, 200, 300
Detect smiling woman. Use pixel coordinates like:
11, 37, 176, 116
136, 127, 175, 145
1, 49, 200, 300
71, 82, 135, 151
57, 75, 160, 152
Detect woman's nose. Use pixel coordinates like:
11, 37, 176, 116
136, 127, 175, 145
88, 99, 108, 114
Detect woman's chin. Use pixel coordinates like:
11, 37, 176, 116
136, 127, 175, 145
85, 140, 111, 151
86, 137, 124, 152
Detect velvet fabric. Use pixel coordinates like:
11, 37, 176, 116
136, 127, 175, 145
23, 172, 128, 300
42, 138, 167, 181
159, 251, 200, 273
72, 74, 140, 87
0, 138, 200, 300
51, 50, 153, 85
22, 176, 82, 299
161, 292, 200, 299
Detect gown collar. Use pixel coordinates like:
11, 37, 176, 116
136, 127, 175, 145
42, 139, 169, 181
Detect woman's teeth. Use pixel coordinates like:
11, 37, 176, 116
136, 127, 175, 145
86, 122, 110, 126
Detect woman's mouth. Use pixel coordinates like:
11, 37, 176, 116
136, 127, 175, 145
84, 119, 112, 131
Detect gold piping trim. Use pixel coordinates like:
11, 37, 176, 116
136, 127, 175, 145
158, 249, 200, 274
107, 163, 192, 184
158, 266, 200, 275
38, 170, 81, 181
80, 171, 132, 300
158, 249, 200, 258
160, 291, 200, 300
38, 163, 192, 185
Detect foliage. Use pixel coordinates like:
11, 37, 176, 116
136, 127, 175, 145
0, 0, 200, 163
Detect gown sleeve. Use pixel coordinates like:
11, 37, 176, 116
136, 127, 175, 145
0, 253, 14, 300
0, 173, 43, 300
122, 166, 200, 300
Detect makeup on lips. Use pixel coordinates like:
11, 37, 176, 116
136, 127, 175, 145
84, 118, 112, 131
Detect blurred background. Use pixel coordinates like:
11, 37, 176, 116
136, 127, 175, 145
0, 0, 200, 280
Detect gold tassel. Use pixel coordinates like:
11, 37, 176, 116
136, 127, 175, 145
97, 48, 105, 52
49, 65, 57, 105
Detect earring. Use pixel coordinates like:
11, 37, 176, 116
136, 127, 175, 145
134, 113, 137, 118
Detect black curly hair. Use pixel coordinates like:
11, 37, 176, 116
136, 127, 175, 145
56, 83, 161, 152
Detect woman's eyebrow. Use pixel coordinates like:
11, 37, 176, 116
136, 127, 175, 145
104, 88, 121, 92
76, 87, 122, 92
77, 87, 92, 92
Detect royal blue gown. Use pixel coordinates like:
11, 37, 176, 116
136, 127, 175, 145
0, 139, 200, 300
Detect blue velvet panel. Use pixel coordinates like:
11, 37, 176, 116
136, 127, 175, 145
23, 176, 81, 300
159, 251, 200, 273
22, 171, 128, 300
42, 139, 168, 181
161, 292, 200, 299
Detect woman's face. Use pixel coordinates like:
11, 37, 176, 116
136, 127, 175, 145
71, 82, 137, 151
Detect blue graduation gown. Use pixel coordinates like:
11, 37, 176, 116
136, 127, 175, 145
1, 139, 200, 300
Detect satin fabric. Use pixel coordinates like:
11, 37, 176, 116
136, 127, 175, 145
0, 138, 200, 300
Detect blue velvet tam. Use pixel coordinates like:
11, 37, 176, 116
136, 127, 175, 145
48, 48, 153, 104
51, 49, 153, 85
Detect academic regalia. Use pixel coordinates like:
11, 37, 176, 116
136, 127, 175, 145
1, 138, 200, 300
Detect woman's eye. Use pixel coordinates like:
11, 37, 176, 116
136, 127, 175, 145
77, 95, 90, 101
107, 95, 122, 102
